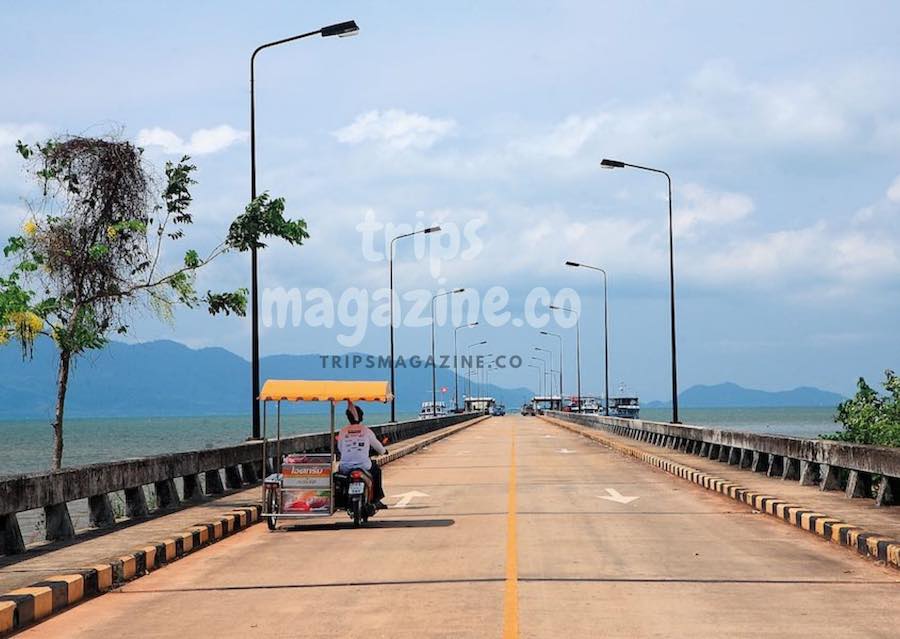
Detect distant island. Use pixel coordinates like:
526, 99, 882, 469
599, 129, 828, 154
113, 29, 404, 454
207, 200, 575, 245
645, 382, 845, 409
0, 338, 533, 419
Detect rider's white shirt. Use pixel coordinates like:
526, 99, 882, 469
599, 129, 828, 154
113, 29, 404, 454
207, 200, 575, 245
337, 424, 385, 472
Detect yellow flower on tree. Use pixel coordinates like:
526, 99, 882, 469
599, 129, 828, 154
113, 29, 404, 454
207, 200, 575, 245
0, 330, 9, 346
23, 220, 38, 236
107, 226, 118, 240
9, 311, 44, 342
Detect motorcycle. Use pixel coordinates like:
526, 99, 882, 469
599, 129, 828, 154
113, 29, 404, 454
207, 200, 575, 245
334, 437, 390, 527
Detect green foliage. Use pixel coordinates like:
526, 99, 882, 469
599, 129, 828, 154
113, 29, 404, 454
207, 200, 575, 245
227, 193, 309, 252
824, 370, 900, 447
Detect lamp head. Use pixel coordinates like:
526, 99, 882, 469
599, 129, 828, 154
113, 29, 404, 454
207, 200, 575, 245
453, 288, 465, 294
321, 20, 360, 37
600, 158, 625, 169
565, 261, 581, 267
424, 226, 441, 234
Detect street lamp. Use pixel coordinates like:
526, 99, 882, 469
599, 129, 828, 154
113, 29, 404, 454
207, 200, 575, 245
389, 226, 441, 421
566, 261, 610, 416
601, 158, 679, 423
540, 330, 563, 406
534, 347, 553, 395
466, 340, 488, 408
248, 20, 360, 439
550, 304, 581, 411
527, 364, 542, 396
454, 322, 478, 412
431, 288, 465, 416
530, 356, 546, 396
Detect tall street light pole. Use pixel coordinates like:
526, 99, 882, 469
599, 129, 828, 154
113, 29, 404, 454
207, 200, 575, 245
467, 340, 487, 408
566, 261, 610, 416
534, 347, 553, 395
530, 356, 546, 396
550, 305, 580, 411
249, 20, 360, 439
527, 364, 542, 397
431, 288, 465, 416
454, 322, 478, 412
601, 158, 679, 423
389, 226, 440, 422
540, 330, 563, 405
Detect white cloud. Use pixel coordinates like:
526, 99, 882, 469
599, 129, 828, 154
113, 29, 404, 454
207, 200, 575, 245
674, 183, 754, 237
136, 125, 248, 155
333, 109, 456, 150
887, 175, 900, 203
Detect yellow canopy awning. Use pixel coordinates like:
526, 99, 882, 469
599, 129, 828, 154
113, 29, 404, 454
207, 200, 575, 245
258, 379, 393, 402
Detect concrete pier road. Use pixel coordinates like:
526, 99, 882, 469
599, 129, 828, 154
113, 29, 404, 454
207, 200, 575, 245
21, 416, 900, 638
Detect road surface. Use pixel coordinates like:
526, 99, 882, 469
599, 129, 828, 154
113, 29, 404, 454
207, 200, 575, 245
22, 416, 900, 638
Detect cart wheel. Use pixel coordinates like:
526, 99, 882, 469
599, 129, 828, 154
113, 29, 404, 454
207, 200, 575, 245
266, 489, 278, 531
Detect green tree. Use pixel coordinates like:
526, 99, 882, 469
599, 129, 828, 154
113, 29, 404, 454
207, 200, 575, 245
0, 136, 308, 469
825, 370, 900, 447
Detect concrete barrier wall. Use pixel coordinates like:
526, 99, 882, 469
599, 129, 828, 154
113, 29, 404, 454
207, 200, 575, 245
0, 412, 481, 554
545, 411, 900, 508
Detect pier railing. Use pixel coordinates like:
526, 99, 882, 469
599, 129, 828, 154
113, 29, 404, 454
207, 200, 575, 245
546, 411, 900, 507
0, 412, 480, 555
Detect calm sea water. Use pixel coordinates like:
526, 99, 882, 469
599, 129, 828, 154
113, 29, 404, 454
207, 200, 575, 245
0, 411, 417, 476
0, 407, 840, 476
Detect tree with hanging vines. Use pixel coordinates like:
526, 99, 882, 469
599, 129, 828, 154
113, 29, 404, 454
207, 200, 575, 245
0, 135, 308, 469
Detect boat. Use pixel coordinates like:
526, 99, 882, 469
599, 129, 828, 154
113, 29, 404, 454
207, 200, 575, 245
608, 384, 640, 419
418, 400, 448, 419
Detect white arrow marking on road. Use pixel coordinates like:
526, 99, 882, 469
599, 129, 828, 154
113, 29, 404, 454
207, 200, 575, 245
391, 491, 429, 508
543, 435, 556, 438
598, 488, 639, 504
557, 448, 576, 454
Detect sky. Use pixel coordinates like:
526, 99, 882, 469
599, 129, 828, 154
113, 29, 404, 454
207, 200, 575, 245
1, 1, 899, 402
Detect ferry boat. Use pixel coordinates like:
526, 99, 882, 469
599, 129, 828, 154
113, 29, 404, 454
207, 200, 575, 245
607, 384, 640, 419
418, 400, 448, 419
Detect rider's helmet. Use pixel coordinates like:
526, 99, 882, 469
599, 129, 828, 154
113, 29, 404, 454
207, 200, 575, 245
346, 404, 364, 424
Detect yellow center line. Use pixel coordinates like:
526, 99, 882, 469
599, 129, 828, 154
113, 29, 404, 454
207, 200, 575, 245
503, 423, 518, 638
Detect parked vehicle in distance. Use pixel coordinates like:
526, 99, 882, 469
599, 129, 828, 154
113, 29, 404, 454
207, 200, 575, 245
521, 403, 536, 416
419, 400, 448, 419
491, 403, 506, 416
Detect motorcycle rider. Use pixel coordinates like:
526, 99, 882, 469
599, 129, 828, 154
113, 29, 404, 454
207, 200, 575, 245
336, 400, 388, 509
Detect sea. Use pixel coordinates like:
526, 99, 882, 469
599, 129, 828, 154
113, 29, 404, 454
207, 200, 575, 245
0, 407, 840, 477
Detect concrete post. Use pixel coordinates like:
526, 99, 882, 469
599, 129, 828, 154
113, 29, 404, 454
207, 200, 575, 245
845, 470, 870, 499
88, 494, 116, 528
751, 452, 768, 473
699, 442, 710, 457
125, 486, 149, 518
182, 474, 204, 501
799, 461, 818, 486
875, 477, 898, 507
782, 458, 800, 481
819, 464, 841, 491
153, 479, 181, 509
708, 444, 720, 460
44, 503, 75, 541
1, 513, 26, 554
767, 455, 784, 478
204, 469, 225, 495
728, 447, 741, 465
739, 449, 753, 470
225, 466, 243, 489
240, 462, 258, 484
717, 446, 730, 462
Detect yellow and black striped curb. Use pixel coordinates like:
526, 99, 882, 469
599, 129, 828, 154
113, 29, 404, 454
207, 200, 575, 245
541, 415, 900, 572
0, 504, 259, 636
0, 415, 488, 636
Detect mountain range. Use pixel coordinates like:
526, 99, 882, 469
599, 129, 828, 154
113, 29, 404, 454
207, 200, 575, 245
645, 382, 845, 408
0, 339, 533, 419
0, 340, 845, 418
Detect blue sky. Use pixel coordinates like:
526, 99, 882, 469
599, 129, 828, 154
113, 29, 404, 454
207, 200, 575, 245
2, 1, 899, 401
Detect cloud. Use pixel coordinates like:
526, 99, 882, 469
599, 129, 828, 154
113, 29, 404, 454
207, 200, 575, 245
333, 109, 456, 150
888, 175, 900, 203
674, 183, 754, 238
136, 125, 248, 155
